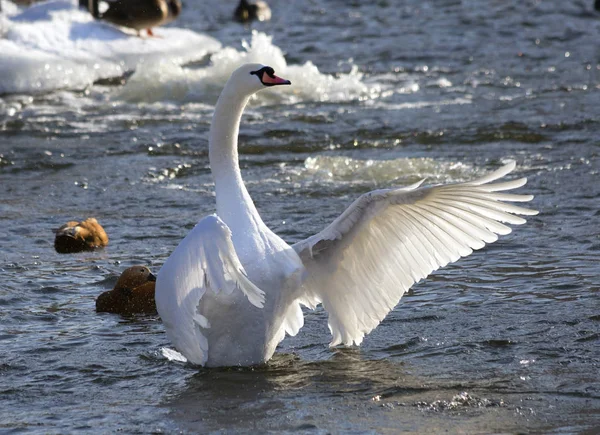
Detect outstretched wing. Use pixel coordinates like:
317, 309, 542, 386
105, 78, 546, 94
293, 161, 538, 347
156, 214, 265, 365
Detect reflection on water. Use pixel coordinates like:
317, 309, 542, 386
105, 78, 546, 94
166, 352, 426, 432
164, 351, 555, 433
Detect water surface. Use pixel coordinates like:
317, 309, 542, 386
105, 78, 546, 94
1, 0, 599, 433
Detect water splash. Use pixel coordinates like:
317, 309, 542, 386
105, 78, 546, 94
116, 31, 380, 105
161, 347, 188, 363
413, 392, 506, 412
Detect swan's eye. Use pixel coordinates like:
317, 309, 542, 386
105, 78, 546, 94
250, 66, 275, 79
250, 66, 291, 87
250, 67, 265, 77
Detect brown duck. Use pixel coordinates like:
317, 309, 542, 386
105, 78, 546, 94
81, 0, 182, 36
96, 266, 157, 315
54, 218, 109, 254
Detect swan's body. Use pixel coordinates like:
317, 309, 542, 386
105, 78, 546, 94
156, 63, 538, 367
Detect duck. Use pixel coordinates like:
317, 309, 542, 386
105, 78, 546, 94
10, 0, 38, 6
233, 0, 271, 23
54, 217, 109, 254
155, 63, 538, 368
96, 266, 157, 315
80, 0, 182, 37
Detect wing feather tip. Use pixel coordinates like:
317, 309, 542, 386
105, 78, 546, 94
329, 339, 341, 348
250, 291, 266, 309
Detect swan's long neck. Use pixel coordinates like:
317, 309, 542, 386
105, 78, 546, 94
209, 86, 264, 234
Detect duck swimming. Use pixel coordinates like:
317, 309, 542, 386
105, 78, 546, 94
233, 0, 271, 23
96, 266, 157, 315
155, 63, 538, 368
81, 0, 182, 37
54, 217, 108, 254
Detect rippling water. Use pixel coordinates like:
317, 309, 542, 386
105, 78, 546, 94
1, 0, 599, 433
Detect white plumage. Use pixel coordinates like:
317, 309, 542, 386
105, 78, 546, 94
155, 63, 538, 367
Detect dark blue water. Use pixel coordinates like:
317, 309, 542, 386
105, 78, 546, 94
1, 0, 599, 433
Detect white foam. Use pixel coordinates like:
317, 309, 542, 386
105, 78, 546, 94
300, 156, 481, 185
365, 97, 472, 110
0, 0, 221, 94
116, 31, 381, 105
161, 347, 188, 363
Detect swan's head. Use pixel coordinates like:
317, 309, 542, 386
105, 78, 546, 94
227, 63, 291, 96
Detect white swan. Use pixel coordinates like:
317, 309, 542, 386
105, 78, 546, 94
155, 63, 538, 367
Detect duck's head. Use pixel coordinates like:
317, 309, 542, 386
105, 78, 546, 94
226, 63, 291, 96
114, 266, 156, 291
